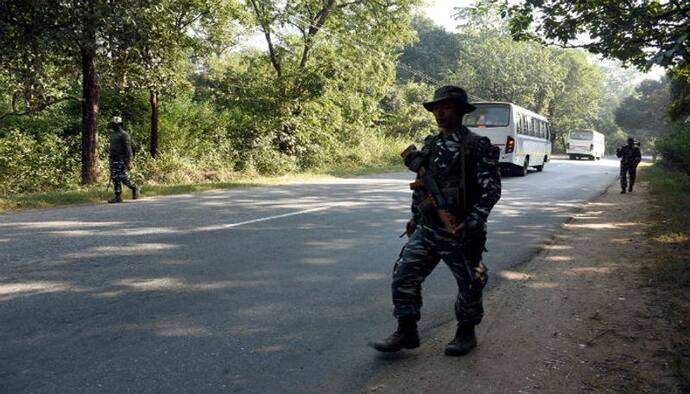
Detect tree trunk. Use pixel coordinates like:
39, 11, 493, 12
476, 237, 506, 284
535, 89, 546, 113
11, 92, 18, 112
299, 0, 336, 69
80, 0, 100, 185
248, 0, 281, 76
149, 89, 159, 158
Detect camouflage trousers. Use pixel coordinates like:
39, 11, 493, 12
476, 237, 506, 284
110, 161, 137, 194
620, 165, 637, 190
392, 225, 488, 325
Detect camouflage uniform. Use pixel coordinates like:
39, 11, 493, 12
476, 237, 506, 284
616, 144, 641, 191
109, 127, 138, 195
393, 127, 501, 325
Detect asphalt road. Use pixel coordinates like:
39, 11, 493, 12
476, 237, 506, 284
0, 158, 619, 393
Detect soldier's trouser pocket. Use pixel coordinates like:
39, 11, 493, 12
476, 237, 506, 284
463, 230, 487, 263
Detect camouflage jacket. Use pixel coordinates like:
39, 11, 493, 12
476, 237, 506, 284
616, 145, 641, 167
411, 127, 501, 229
109, 128, 133, 164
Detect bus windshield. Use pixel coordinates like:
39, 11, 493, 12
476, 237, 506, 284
464, 105, 510, 127
570, 130, 593, 140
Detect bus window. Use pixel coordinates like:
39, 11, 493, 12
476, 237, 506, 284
464, 104, 510, 127
530, 118, 536, 136
545, 123, 550, 140
570, 130, 593, 140
538, 121, 545, 138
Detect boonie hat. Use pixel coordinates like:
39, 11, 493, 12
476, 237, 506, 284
423, 85, 476, 113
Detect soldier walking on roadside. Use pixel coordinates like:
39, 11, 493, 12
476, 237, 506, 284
616, 137, 641, 193
108, 116, 140, 203
369, 86, 501, 356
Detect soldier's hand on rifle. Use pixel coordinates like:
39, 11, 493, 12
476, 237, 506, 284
403, 150, 427, 173
451, 221, 465, 239
127, 161, 133, 171
406, 218, 417, 237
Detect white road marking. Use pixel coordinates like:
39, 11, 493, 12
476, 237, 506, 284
201, 205, 334, 231
192, 202, 365, 233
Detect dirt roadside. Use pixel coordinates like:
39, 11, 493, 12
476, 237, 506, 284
365, 181, 687, 393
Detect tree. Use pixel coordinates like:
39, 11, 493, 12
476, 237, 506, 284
546, 50, 604, 148
0, 0, 122, 184
501, 0, 690, 72
105, 0, 242, 158
615, 78, 671, 148
226, 0, 420, 158
0, 0, 243, 179
0, 1, 104, 183
397, 15, 463, 84
446, 32, 603, 148
589, 61, 644, 151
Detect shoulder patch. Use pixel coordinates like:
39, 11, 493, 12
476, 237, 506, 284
471, 136, 499, 159
477, 136, 492, 146
464, 129, 482, 142
422, 134, 437, 151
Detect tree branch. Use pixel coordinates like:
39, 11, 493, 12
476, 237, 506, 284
0, 95, 82, 121
299, 0, 336, 69
249, 0, 282, 76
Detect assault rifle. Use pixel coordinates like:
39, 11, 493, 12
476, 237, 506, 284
401, 144, 465, 239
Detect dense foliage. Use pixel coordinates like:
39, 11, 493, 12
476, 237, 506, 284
0, 0, 672, 195
501, 0, 690, 72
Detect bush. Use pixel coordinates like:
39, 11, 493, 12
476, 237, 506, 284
0, 130, 80, 195
644, 165, 690, 195
656, 121, 690, 175
379, 82, 436, 138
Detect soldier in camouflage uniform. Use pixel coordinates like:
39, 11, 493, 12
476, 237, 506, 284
108, 116, 140, 203
370, 86, 501, 356
616, 137, 641, 193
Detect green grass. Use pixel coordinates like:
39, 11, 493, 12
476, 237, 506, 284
643, 164, 690, 194
639, 164, 690, 296
0, 162, 406, 213
638, 165, 690, 390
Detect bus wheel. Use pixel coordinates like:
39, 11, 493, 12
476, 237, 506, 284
535, 156, 546, 172
569, 154, 575, 160
516, 158, 528, 176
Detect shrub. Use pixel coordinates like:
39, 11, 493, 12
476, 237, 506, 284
656, 121, 690, 175
0, 130, 80, 195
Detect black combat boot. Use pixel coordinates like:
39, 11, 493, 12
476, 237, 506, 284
369, 318, 420, 352
444, 323, 477, 356
132, 186, 140, 200
108, 193, 123, 203
628, 185, 633, 193
620, 189, 626, 194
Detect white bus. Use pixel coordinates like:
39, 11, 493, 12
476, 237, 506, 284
566, 129, 605, 160
464, 102, 552, 176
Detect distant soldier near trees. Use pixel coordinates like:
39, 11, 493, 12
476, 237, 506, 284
616, 137, 642, 193
108, 117, 140, 203
369, 86, 501, 356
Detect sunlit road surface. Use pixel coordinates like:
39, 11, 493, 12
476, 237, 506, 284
0, 158, 619, 393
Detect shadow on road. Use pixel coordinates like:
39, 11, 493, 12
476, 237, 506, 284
0, 164, 618, 392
